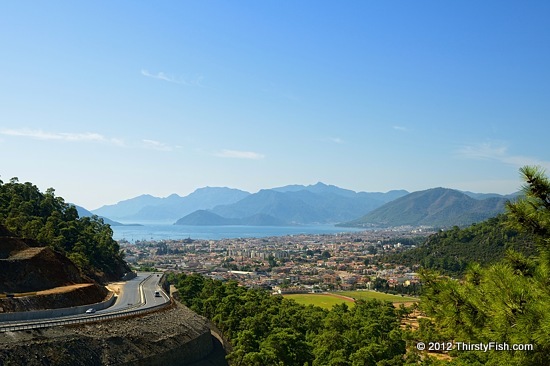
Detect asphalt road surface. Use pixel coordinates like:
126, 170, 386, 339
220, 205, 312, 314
0, 272, 169, 328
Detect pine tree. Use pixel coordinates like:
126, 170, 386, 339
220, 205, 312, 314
418, 166, 550, 365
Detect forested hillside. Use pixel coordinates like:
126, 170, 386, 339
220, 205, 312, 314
385, 214, 535, 276
168, 272, 416, 366
416, 166, 550, 365
0, 178, 129, 282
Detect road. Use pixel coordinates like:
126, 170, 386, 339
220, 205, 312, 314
105, 272, 168, 313
0, 272, 170, 331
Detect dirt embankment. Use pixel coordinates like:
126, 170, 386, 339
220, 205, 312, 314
0, 302, 226, 366
0, 283, 109, 313
0, 235, 92, 294
0, 229, 109, 312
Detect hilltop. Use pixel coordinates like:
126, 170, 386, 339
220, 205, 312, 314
339, 187, 513, 228
0, 179, 130, 283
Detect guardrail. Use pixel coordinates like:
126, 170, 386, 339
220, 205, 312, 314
0, 292, 117, 323
0, 291, 38, 298
0, 299, 172, 333
0, 273, 172, 333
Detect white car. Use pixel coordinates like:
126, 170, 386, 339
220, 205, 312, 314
85, 308, 96, 314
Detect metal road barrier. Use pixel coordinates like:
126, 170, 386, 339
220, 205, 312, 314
0, 274, 171, 333
0, 292, 117, 323
0, 299, 172, 332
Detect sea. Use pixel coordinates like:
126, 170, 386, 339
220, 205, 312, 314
111, 224, 366, 242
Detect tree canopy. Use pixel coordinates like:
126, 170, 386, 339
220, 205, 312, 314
169, 272, 413, 365
384, 214, 535, 276
0, 178, 129, 281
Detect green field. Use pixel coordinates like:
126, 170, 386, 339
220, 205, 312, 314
283, 291, 418, 310
283, 293, 355, 310
337, 290, 418, 303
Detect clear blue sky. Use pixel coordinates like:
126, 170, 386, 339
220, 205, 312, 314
1, 1, 549, 209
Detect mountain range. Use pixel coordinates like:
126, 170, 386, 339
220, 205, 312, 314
91, 183, 407, 225
92, 187, 250, 222
73, 205, 126, 226
176, 184, 408, 226
87, 182, 517, 228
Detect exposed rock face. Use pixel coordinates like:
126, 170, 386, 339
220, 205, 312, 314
0, 303, 226, 365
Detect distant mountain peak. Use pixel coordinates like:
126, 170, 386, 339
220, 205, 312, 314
92, 186, 250, 222
136, 194, 156, 199
183, 185, 409, 225
91, 183, 507, 228
339, 187, 508, 228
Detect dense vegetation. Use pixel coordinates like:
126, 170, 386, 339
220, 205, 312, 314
416, 166, 550, 365
168, 272, 417, 365
385, 214, 535, 276
0, 178, 129, 281
168, 166, 549, 365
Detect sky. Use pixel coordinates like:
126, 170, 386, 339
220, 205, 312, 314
1, 1, 549, 210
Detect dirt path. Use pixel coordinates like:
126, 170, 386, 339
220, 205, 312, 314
324, 293, 356, 302
106, 282, 124, 296
37, 284, 94, 295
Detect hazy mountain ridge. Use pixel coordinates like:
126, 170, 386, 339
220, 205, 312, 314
92, 187, 250, 222
92, 194, 161, 219
89, 183, 410, 225
210, 190, 327, 224
272, 182, 408, 202
73, 205, 127, 226
88, 183, 514, 227
339, 187, 511, 228
178, 183, 410, 225
172, 183, 408, 225
174, 210, 287, 226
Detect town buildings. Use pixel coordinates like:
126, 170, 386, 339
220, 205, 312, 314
120, 228, 430, 294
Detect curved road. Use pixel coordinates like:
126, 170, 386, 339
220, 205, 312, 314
106, 272, 169, 313
0, 272, 170, 331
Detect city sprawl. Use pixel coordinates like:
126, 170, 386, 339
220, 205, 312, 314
120, 228, 433, 295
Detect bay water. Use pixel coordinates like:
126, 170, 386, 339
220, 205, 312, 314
111, 224, 365, 242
